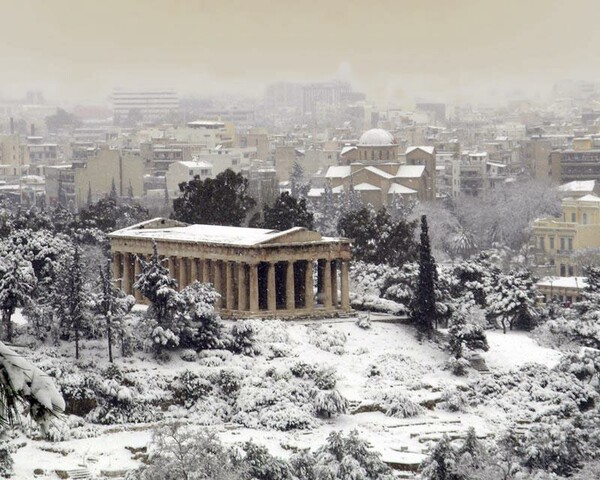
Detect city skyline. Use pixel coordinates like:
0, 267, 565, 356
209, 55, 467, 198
3, 0, 600, 106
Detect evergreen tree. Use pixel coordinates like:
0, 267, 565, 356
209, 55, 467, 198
290, 161, 310, 199
260, 192, 314, 230
172, 169, 256, 226
134, 243, 184, 352
420, 434, 461, 480
447, 305, 489, 359
127, 181, 134, 199
55, 246, 88, 359
487, 270, 539, 333
94, 261, 135, 362
412, 215, 438, 338
0, 253, 36, 342
312, 182, 340, 236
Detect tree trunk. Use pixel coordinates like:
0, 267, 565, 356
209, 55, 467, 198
75, 326, 80, 360
502, 315, 507, 334
107, 317, 113, 363
5, 311, 12, 343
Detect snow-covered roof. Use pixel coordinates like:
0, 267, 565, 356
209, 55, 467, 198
358, 129, 396, 146
178, 160, 213, 169
536, 276, 587, 290
363, 166, 394, 179
110, 218, 339, 246
325, 165, 351, 178
487, 162, 507, 168
395, 165, 425, 178
388, 183, 417, 195
577, 194, 600, 203
406, 146, 435, 155
340, 146, 357, 156
307, 185, 344, 197
353, 182, 381, 191
559, 180, 596, 192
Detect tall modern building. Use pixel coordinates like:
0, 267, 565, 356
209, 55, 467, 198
112, 89, 179, 124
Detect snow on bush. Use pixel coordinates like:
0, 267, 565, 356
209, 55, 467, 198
313, 389, 349, 418
365, 353, 432, 390
370, 388, 423, 418
228, 321, 260, 356
307, 325, 347, 354
440, 387, 470, 412
444, 357, 471, 376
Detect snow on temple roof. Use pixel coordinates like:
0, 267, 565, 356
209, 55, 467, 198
388, 183, 418, 195
325, 165, 351, 178
395, 165, 425, 178
109, 218, 338, 246
536, 276, 587, 290
559, 180, 596, 192
406, 146, 435, 155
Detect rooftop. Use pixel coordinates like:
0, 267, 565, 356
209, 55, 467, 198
109, 218, 343, 247
358, 129, 396, 147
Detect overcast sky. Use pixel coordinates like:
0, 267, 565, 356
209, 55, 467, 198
3, 0, 600, 106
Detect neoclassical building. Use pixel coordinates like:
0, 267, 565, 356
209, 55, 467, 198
109, 218, 351, 318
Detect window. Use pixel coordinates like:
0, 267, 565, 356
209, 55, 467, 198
539, 236, 544, 251
560, 264, 566, 276
189, 169, 194, 175
568, 238, 573, 251
583, 213, 588, 224
568, 265, 574, 276
571, 212, 576, 222
560, 237, 566, 251
549, 237, 555, 250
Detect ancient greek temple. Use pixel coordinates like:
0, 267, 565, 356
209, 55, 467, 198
108, 218, 352, 318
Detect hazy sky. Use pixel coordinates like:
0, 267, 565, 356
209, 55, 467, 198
3, 0, 600, 106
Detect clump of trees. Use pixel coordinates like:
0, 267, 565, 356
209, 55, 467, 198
172, 169, 256, 226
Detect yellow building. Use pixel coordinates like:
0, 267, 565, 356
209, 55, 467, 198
532, 194, 600, 276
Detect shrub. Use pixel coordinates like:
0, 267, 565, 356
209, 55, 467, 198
313, 389, 349, 418
179, 349, 197, 362
171, 370, 212, 407
307, 325, 347, 354
373, 389, 423, 418
229, 321, 260, 356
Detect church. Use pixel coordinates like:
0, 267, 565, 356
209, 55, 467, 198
109, 218, 352, 318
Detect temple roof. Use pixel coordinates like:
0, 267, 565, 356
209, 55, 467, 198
109, 218, 344, 247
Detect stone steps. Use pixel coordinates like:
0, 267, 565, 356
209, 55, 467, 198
65, 468, 92, 479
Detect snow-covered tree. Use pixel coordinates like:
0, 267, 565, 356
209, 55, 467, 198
54, 245, 89, 359
93, 261, 135, 362
134, 243, 185, 354
178, 281, 223, 350
487, 270, 539, 333
447, 303, 489, 360
290, 161, 310, 199
259, 192, 314, 230
420, 434, 461, 480
412, 215, 439, 337
0, 341, 64, 430
0, 252, 36, 342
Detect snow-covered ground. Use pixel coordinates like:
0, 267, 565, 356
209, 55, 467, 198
11, 319, 563, 479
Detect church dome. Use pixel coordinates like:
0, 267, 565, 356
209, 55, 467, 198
358, 128, 396, 146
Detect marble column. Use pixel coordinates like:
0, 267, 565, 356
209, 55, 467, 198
249, 263, 259, 312
190, 258, 198, 283
323, 259, 332, 308
331, 260, 338, 307
304, 260, 313, 310
202, 259, 210, 284
168, 256, 176, 280
226, 261, 234, 310
286, 261, 295, 310
340, 260, 350, 310
214, 261, 222, 308
122, 252, 131, 295
267, 262, 276, 312
111, 252, 121, 289
133, 256, 142, 302
238, 263, 248, 311
178, 257, 188, 289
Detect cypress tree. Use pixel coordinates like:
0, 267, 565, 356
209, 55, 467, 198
412, 215, 438, 338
